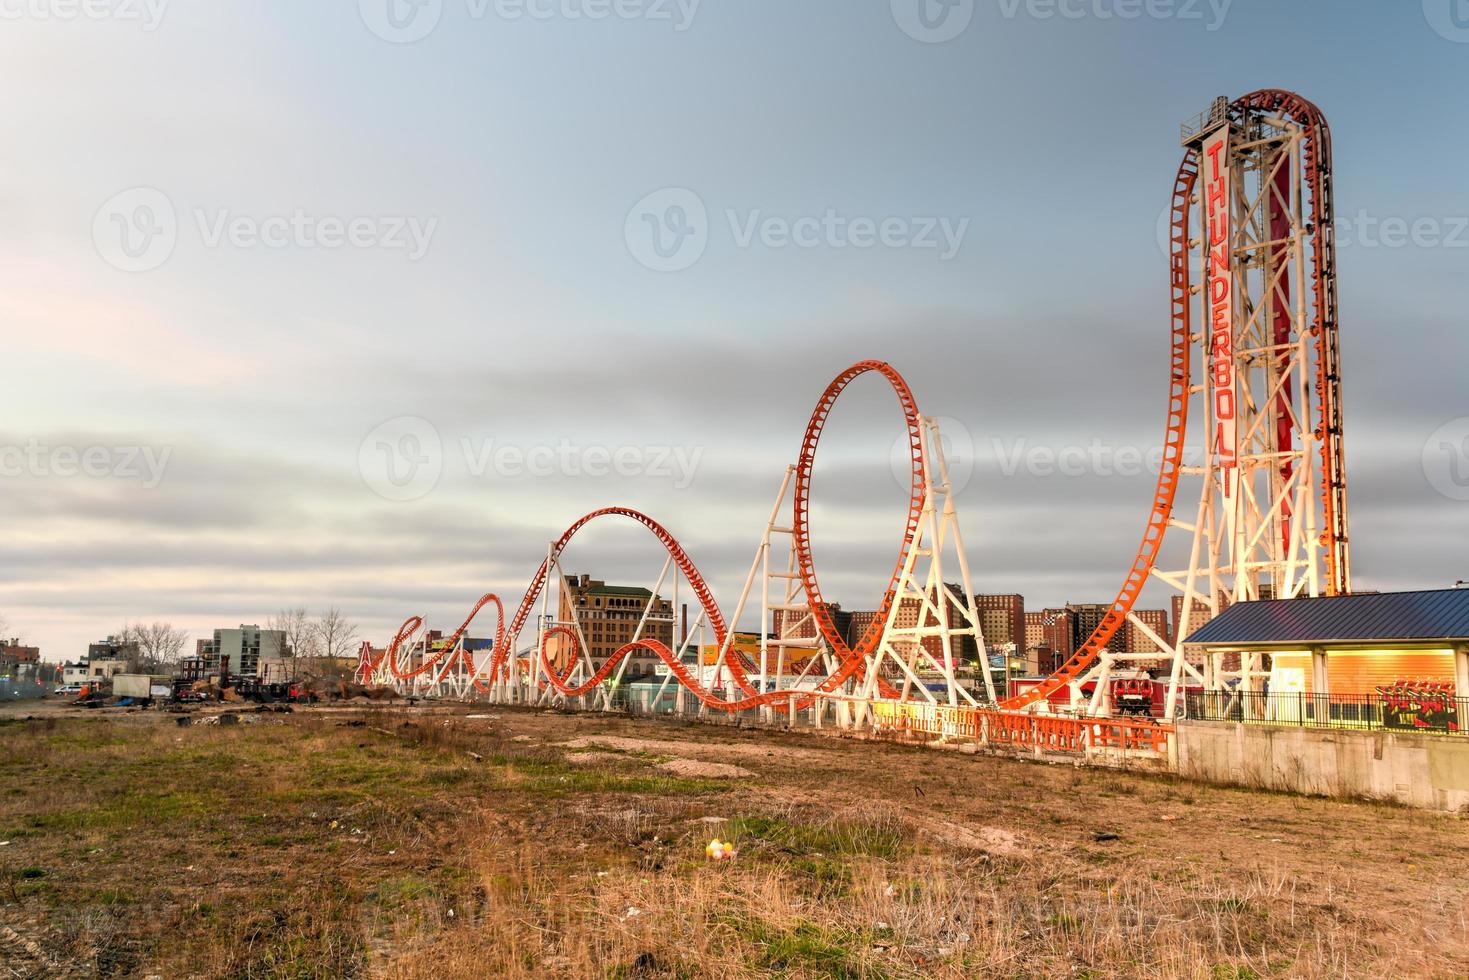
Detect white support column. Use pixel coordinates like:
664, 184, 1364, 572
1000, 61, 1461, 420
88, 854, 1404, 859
534, 542, 556, 707
1310, 644, 1329, 723
1310, 645, 1328, 695
601, 554, 674, 711
870, 417, 983, 713
1456, 644, 1469, 700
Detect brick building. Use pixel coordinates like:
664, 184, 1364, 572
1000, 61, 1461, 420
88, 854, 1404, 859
886, 582, 980, 668
774, 602, 852, 646
1041, 608, 1077, 660
1172, 593, 1230, 647
1068, 603, 1110, 651
975, 594, 1025, 654
845, 610, 881, 648
1016, 607, 1075, 676
1023, 611, 1048, 653
1123, 609, 1172, 655
555, 574, 674, 681
0, 639, 40, 680
837, 585, 983, 668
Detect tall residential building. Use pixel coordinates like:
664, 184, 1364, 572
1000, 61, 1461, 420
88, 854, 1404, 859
774, 602, 852, 647
845, 610, 881, 648
887, 582, 980, 667
1172, 593, 1230, 647
1067, 603, 1111, 650
1041, 608, 1076, 660
207, 625, 286, 679
1123, 609, 1172, 655
839, 585, 982, 667
975, 594, 1025, 653
1023, 611, 1048, 653
555, 574, 674, 681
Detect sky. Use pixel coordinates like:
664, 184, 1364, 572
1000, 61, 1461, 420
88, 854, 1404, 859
1, 0, 1467, 661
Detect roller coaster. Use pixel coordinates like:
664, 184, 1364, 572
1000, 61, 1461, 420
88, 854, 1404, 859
359, 89, 1349, 751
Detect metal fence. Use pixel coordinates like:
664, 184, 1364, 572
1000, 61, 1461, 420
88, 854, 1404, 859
1185, 690, 1468, 736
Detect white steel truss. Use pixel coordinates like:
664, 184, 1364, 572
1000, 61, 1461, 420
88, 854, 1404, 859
1072, 104, 1337, 720
444, 417, 998, 721
862, 416, 995, 710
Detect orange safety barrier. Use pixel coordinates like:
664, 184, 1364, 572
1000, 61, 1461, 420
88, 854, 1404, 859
871, 701, 1171, 757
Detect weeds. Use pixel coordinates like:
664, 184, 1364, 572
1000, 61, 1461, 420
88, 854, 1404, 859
0, 708, 1461, 978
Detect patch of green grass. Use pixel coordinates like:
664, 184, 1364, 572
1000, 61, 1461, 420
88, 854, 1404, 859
488, 754, 727, 795
310, 752, 414, 790
726, 814, 906, 859
792, 855, 853, 897
261, 785, 371, 808
41, 727, 134, 752
1214, 896, 1256, 914
29, 789, 217, 832
1211, 966, 1262, 980
726, 915, 880, 979
1046, 911, 1083, 935
76, 885, 136, 906
373, 873, 437, 908
423, 766, 475, 786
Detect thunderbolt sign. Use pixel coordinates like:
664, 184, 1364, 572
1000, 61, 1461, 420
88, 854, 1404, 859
1202, 126, 1237, 496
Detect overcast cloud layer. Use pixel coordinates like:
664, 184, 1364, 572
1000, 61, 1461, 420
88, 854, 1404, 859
2, 2, 1466, 660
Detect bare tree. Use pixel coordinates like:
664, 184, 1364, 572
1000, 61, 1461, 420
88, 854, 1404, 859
316, 607, 359, 661
114, 622, 145, 671
118, 621, 189, 672
269, 607, 320, 660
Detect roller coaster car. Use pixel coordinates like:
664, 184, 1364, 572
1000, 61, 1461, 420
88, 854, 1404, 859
1008, 671, 1198, 718
1111, 678, 1154, 717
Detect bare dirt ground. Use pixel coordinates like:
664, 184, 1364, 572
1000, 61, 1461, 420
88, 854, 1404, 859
1, 698, 1466, 978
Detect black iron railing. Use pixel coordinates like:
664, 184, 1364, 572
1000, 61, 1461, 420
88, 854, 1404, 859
1184, 690, 1467, 736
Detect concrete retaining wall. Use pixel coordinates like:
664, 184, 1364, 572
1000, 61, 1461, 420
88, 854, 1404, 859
1176, 720, 1469, 812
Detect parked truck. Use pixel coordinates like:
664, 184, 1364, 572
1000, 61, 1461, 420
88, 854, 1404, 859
111, 673, 173, 704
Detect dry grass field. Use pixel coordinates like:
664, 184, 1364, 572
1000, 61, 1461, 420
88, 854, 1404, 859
0, 703, 1465, 978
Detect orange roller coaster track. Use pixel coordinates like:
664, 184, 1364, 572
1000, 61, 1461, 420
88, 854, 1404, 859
374, 361, 921, 713
1000, 87, 1349, 712
372, 89, 1349, 721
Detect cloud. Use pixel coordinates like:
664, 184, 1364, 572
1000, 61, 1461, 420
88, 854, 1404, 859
3, 5, 1465, 663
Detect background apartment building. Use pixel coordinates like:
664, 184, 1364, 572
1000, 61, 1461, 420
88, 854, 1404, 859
1123, 609, 1172, 657
974, 593, 1025, 655
881, 582, 979, 669
1172, 593, 1230, 647
199, 625, 286, 679
770, 589, 1017, 670
774, 602, 851, 644
0, 638, 41, 682
555, 574, 674, 681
